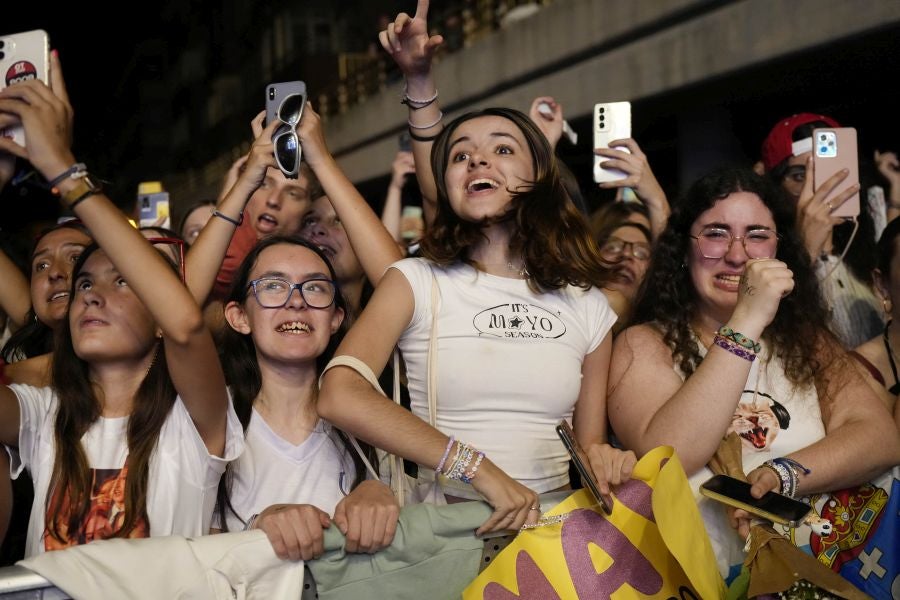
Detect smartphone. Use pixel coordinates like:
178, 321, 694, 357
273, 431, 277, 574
266, 80, 307, 128
138, 191, 171, 228
812, 127, 860, 219
0, 29, 50, 147
699, 474, 811, 527
556, 420, 612, 514
593, 101, 631, 184
398, 130, 412, 152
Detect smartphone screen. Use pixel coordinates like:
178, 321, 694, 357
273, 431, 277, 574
812, 127, 860, 219
700, 474, 811, 526
556, 421, 612, 514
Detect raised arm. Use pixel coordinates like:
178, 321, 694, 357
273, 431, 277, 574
297, 104, 403, 285
594, 138, 670, 241
382, 151, 416, 242
0, 249, 31, 330
186, 113, 280, 305
0, 55, 228, 455
317, 268, 538, 533
608, 259, 793, 474
875, 150, 900, 224
379, 0, 444, 207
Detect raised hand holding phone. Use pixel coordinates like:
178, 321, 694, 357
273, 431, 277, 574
593, 102, 631, 183
265, 81, 307, 179
0, 29, 49, 148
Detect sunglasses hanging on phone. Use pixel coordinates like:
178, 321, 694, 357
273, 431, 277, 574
266, 81, 308, 179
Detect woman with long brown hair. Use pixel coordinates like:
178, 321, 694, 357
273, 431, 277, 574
0, 54, 240, 556
319, 1, 635, 535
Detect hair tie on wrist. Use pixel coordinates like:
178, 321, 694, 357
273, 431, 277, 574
407, 127, 442, 143
212, 210, 243, 227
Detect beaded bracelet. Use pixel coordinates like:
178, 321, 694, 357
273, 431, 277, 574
717, 325, 761, 353
435, 436, 456, 474
244, 513, 260, 531
401, 87, 438, 110
460, 451, 485, 484
212, 209, 243, 227
47, 162, 87, 190
712, 335, 756, 362
408, 111, 443, 130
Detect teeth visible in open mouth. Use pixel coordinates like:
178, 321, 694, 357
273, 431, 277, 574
717, 274, 741, 284
276, 321, 310, 333
466, 178, 499, 193
260, 214, 278, 224
50, 292, 69, 301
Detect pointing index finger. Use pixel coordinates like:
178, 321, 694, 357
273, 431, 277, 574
415, 0, 430, 21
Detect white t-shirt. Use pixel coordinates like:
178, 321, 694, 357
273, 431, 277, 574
680, 343, 896, 581
392, 258, 617, 497
6, 384, 244, 557
216, 409, 356, 532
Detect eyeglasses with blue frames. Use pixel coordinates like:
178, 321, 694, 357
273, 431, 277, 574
689, 226, 779, 260
247, 277, 337, 309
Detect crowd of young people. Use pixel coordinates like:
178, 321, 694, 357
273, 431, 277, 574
0, 2, 897, 595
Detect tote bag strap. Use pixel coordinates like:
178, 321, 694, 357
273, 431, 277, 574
319, 355, 384, 482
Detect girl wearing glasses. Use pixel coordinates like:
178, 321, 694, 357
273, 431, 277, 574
318, 0, 636, 535
213, 236, 398, 560
0, 57, 241, 556
607, 167, 900, 580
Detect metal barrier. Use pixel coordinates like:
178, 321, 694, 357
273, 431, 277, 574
0, 566, 69, 599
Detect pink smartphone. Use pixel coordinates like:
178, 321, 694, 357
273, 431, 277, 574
0, 29, 49, 147
812, 127, 859, 219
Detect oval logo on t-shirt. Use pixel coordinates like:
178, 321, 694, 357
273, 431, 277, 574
473, 303, 566, 339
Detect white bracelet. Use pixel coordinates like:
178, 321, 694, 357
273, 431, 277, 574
408, 111, 443, 130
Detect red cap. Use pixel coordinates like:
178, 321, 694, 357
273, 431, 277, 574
760, 113, 840, 171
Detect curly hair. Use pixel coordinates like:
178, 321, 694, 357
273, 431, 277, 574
422, 107, 609, 292
632, 167, 831, 386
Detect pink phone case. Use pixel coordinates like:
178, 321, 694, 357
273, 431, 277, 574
812, 127, 859, 219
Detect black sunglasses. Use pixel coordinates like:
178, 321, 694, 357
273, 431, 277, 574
272, 93, 306, 179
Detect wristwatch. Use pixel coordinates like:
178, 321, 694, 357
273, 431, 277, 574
61, 172, 103, 209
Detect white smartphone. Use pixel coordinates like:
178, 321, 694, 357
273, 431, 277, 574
593, 101, 631, 184
0, 29, 50, 147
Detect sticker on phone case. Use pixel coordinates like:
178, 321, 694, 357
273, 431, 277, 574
5, 61, 37, 86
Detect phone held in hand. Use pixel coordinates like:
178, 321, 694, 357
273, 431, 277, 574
266, 81, 307, 179
0, 29, 50, 147
812, 127, 860, 219
699, 474, 811, 527
137, 181, 170, 228
556, 420, 612, 515
593, 101, 631, 184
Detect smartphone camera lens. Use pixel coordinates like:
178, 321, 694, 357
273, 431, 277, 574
0, 51, 5, 60
0, 40, 5, 49
598, 107, 605, 114
268, 87, 276, 101
819, 134, 827, 141
820, 146, 828, 154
